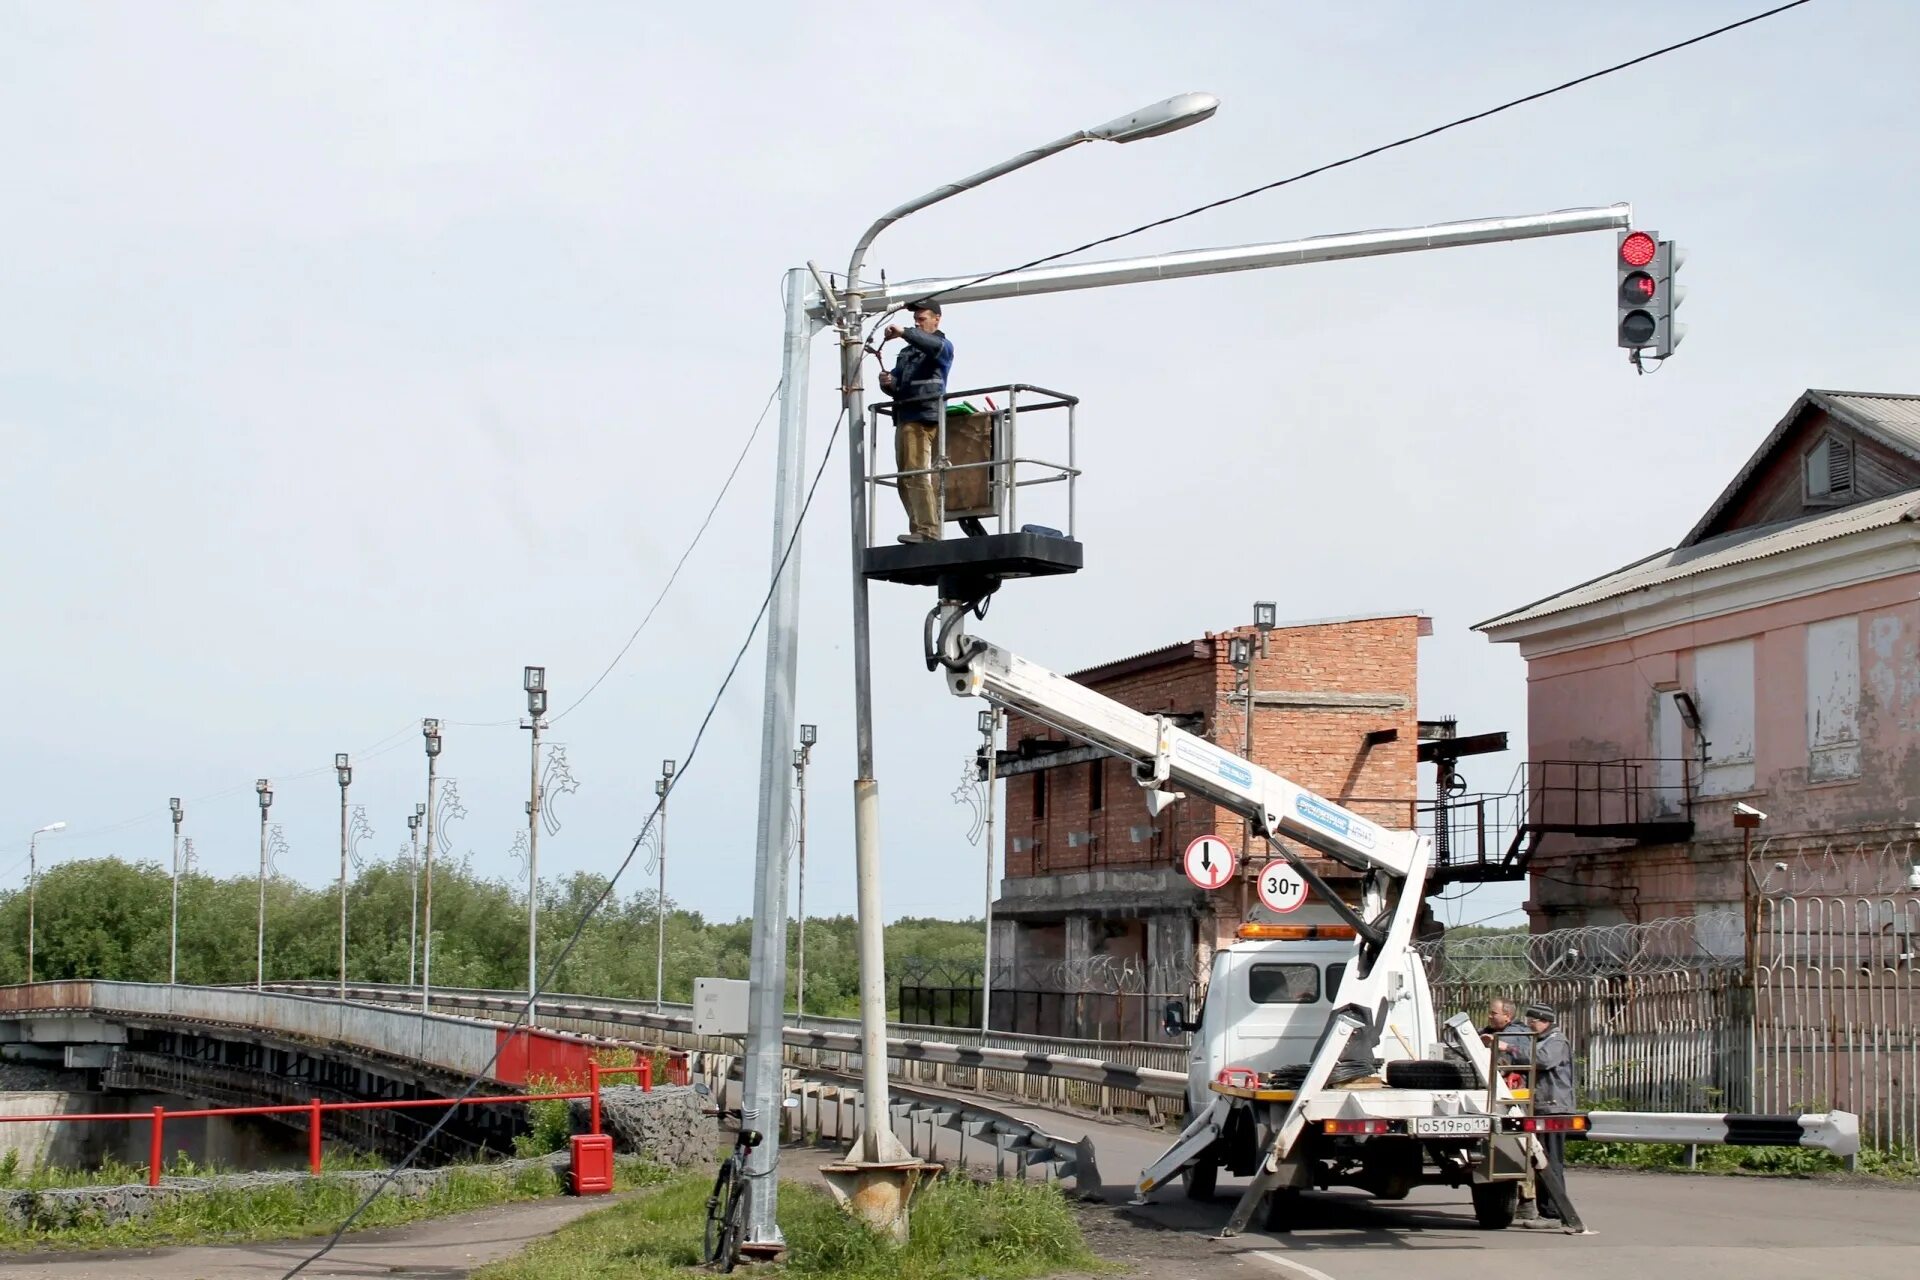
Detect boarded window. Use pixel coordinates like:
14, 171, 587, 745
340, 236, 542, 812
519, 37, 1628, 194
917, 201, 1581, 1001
1695, 640, 1756, 796
1805, 435, 1855, 499
1032, 771, 1047, 820
1088, 759, 1105, 811
1249, 963, 1320, 1005
1806, 616, 1861, 781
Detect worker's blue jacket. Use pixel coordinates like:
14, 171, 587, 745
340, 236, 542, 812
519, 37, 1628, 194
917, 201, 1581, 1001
886, 327, 954, 425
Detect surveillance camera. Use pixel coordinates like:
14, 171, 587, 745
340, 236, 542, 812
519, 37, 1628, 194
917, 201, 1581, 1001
1733, 802, 1768, 820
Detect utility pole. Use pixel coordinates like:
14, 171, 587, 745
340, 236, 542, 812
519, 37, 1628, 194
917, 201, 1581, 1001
168, 799, 184, 985
653, 759, 674, 1010
522, 668, 548, 1020
254, 779, 273, 988
406, 804, 424, 987
1229, 604, 1277, 913
420, 719, 442, 1013
978, 708, 999, 1035
25, 821, 65, 985
335, 754, 352, 1002
793, 724, 816, 1019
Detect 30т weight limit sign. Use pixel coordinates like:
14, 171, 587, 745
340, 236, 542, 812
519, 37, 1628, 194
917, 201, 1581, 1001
1257, 860, 1308, 914
1183, 835, 1236, 891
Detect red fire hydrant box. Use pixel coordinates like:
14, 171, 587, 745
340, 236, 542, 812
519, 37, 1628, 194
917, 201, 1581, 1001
569, 1134, 615, 1196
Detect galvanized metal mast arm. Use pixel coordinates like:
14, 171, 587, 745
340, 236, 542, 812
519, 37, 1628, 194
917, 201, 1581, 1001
942, 632, 1421, 882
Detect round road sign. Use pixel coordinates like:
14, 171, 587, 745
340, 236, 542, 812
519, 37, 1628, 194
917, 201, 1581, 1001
1182, 835, 1236, 891
1257, 860, 1308, 914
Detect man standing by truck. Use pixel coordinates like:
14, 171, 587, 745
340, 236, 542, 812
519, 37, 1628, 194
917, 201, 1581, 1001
1503, 1002, 1577, 1226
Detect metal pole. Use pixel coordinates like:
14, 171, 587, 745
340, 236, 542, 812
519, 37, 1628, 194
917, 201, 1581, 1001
796, 748, 809, 1021
982, 709, 999, 1036
26, 836, 37, 986
655, 775, 668, 1011
407, 814, 421, 988
740, 267, 817, 1249
169, 806, 183, 986
527, 712, 543, 1022
421, 748, 437, 1014
849, 206, 1634, 313
338, 776, 349, 1002
256, 807, 268, 989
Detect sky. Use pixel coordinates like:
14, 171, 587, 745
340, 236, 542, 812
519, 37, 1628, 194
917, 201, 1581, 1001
4, 1, 1917, 939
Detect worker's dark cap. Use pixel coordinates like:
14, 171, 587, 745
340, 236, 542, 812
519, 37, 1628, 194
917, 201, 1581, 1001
909, 298, 942, 316
1523, 1002, 1557, 1023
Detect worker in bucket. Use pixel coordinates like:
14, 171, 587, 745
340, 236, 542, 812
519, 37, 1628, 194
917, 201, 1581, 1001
876, 299, 954, 544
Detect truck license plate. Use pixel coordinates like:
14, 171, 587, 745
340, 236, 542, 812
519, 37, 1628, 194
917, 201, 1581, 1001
1413, 1116, 1491, 1137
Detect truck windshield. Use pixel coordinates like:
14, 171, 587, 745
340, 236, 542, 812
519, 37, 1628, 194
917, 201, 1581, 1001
1249, 963, 1320, 1004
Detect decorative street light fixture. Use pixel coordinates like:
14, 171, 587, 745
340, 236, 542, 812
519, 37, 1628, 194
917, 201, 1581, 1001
335, 753, 353, 1002
168, 798, 185, 985
420, 719, 442, 1012
255, 779, 273, 989
521, 666, 548, 1020
26, 821, 66, 985
793, 725, 817, 1019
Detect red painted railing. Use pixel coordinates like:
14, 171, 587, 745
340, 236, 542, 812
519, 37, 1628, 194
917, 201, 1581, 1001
0, 1056, 670, 1188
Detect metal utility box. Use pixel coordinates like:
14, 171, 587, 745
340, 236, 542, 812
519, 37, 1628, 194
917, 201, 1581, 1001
694, 977, 750, 1037
569, 1133, 614, 1195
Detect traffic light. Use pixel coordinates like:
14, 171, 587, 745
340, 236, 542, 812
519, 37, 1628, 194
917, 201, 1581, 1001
1617, 229, 1686, 362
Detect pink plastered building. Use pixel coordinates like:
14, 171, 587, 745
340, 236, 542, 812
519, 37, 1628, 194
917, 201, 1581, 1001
1476, 390, 1920, 939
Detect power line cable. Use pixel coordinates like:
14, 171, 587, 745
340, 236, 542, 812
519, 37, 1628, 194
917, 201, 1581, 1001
281, 406, 845, 1279
911, 0, 1817, 311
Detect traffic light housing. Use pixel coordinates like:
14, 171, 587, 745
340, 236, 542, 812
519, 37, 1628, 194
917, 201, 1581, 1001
1617, 229, 1685, 361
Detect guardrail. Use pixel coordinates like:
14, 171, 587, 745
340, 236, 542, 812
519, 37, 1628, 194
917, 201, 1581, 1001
1585, 1109, 1859, 1155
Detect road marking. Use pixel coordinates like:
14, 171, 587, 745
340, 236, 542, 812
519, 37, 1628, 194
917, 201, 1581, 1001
1252, 1251, 1339, 1280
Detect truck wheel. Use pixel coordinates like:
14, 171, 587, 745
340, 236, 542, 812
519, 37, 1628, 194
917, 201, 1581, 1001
1264, 1189, 1302, 1232
1384, 1059, 1475, 1089
1181, 1157, 1218, 1201
1471, 1181, 1518, 1230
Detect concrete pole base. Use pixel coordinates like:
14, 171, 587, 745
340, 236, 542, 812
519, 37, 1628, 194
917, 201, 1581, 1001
820, 1129, 941, 1244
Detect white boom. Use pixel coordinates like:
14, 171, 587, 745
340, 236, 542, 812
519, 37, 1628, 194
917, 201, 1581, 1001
933, 610, 1433, 1235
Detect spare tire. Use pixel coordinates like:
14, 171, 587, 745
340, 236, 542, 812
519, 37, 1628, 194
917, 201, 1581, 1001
1384, 1058, 1475, 1089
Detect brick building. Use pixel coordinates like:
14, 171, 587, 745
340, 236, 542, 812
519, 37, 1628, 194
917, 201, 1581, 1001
987, 611, 1427, 1035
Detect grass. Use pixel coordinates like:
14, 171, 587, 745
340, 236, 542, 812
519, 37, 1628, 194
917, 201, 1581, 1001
1569, 1139, 1919, 1179
476, 1172, 1101, 1280
0, 1154, 666, 1252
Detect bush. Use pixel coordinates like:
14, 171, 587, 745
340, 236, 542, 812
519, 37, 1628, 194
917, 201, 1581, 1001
512, 1074, 576, 1158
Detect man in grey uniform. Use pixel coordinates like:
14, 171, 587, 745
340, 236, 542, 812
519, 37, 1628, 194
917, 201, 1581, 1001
1503, 1001, 1578, 1226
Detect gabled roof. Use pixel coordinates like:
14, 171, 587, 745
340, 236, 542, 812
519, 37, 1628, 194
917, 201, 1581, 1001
1475, 491, 1920, 633
1681, 390, 1920, 546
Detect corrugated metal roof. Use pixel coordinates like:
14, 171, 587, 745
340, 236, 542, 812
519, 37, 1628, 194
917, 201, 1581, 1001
1477, 491, 1920, 632
1683, 389, 1920, 546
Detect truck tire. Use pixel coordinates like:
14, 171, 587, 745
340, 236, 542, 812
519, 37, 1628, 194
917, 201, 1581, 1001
1264, 1188, 1302, 1232
1471, 1181, 1518, 1229
1384, 1058, 1474, 1089
1181, 1155, 1218, 1201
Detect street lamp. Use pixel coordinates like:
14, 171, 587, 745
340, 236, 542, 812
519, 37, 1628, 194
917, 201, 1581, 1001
420, 718, 442, 1012
255, 779, 272, 988
406, 804, 425, 986
653, 759, 675, 1011
522, 667, 548, 1020
25, 821, 65, 985
168, 799, 184, 984
824, 92, 1220, 1240
977, 707, 1001, 1036
335, 754, 352, 1002
793, 726, 817, 1019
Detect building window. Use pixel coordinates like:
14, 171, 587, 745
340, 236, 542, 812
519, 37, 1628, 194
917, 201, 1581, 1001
1249, 963, 1320, 1005
1694, 639, 1756, 796
1805, 435, 1855, 500
1806, 616, 1861, 781
1088, 759, 1104, 811
1032, 771, 1047, 820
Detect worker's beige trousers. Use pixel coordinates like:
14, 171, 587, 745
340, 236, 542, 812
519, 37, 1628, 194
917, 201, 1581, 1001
894, 421, 941, 539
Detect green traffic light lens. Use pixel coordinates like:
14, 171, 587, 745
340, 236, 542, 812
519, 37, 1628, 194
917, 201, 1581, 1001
1620, 311, 1657, 346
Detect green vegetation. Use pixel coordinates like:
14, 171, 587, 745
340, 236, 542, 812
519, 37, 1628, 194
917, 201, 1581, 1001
1569, 1139, 1917, 1179
476, 1172, 1100, 1280
0, 1156, 665, 1251
0, 1148, 391, 1190
0, 856, 987, 1017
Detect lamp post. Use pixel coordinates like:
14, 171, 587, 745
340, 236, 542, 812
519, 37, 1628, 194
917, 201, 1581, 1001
168, 799, 184, 985
420, 718, 442, 1013
522, 667, 548, 1020
821, 92, 1221, 1238
25, 821, 65, 985
977, 707, 1000, 1035
793, 724, 816, 1019
335, 754, 352, 1002
654, 759, 674, 1012
406, 805, 424, 986
254, 779, 272, 988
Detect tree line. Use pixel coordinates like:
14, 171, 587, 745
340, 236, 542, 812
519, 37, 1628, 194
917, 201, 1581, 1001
0, 856, 986, 1019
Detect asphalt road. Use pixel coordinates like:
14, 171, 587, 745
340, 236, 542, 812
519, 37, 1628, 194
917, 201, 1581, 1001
819, 1088, 1920, 1280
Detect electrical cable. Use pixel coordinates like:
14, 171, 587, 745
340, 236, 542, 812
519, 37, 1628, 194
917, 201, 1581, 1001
280, 406, 847, 1280
908, 0, 1817, 313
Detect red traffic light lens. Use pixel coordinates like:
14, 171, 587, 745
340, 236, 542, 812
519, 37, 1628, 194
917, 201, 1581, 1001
1620, 231, 1657, 267
1621, 271, 1656, 303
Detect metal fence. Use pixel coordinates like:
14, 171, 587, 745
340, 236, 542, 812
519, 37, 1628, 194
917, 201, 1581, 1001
900, 958, 1200, 1043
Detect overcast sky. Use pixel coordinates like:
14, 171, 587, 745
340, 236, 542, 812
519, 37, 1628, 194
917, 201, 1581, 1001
4, 1, 1915, 938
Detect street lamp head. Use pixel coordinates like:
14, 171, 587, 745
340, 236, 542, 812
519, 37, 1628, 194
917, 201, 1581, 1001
34, 821, 66, 835
800, 723, 818, 747
415, 802, 427, 817
978, 708, 995, 736
1254, 601, 1277, 632
169, 797, 183, 820
407, 812, 421, 832
524, 665, 545, 693
528, 688, 548, 717
661, 759, 676, 779
1228, 635, 1253, 671
423, 718, 443, 758
654, 778, 668, 798
257, 779, 273, 811
793, 747, 806, 768
1086, 92, 1219, 144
